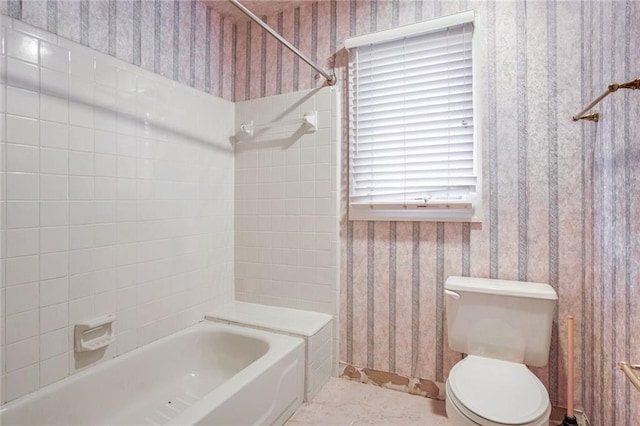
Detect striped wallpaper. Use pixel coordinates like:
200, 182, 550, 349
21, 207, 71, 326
230, 0, 640, 423
584, 1, 640, 425
1, 0, 237, 100
4, 1, 639, 423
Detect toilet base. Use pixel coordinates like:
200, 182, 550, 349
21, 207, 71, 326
445, 393, 476, 425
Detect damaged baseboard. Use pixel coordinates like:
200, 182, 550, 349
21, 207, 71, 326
340, 362, 445, 400
339, 362, 589, 426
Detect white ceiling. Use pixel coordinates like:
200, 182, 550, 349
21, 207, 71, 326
205, 0, 328, 22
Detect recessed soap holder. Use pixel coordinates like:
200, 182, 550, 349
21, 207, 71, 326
74, 314, 116, 352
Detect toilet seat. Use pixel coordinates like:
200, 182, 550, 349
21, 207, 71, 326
446, 355, 551, 425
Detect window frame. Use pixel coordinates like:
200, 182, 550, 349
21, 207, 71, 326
345, 10, 483, 223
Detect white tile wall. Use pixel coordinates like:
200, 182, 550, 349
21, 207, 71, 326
306, 321, 333, 400
234, 87, 340, 316
234, 88, 341, 376
0, 18, 235, 404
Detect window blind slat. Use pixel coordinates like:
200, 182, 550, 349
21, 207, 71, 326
351, 186, 474, 197
356, 71, 472, 97
354, 149, 474, 158
356, 81, 472, 106
356, 104, 473, 126
351, 145, 473, 160
354, 131, 473, 147
358, 88, 473, 117
356, 49, 472, 78
350, 178, 478, 195
356, 117, 473, 138
353, 152, 475, 165
355, 167, 476, 179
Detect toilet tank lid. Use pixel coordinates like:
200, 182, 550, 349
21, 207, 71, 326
445, 276, 558, 300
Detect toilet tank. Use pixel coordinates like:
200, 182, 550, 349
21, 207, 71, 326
445, 276, 558, 367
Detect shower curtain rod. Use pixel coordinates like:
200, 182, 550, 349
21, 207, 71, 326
228, 0, 337, 86
572, 77, 640, 122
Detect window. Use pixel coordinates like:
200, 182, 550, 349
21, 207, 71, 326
346, 11, 480, 222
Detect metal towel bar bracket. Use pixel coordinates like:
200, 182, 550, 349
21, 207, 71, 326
618, 361, 640, 392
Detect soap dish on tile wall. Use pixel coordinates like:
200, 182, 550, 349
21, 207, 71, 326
74, 314, 116, 352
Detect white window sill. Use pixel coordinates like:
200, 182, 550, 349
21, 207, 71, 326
348, 206, 482, 223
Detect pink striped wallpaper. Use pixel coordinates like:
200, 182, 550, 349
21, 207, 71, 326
230, 1, 640, 423
583, 2, 640, 425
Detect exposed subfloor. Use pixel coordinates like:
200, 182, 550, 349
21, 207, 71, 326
286, 378, 571, 425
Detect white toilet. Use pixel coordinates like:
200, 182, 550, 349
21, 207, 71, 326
444, 276, 558, 426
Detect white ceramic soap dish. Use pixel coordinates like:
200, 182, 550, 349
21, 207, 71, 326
74, 314, 116, 352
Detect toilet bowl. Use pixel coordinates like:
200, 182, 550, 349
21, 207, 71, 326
445, 356, 551, 426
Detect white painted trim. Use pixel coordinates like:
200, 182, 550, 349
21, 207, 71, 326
344, 10, 475, 49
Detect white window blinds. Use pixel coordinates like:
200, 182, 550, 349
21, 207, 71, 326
348, 17, 478, 221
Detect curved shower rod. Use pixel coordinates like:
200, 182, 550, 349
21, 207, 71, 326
573, 77, 640, 122
228, 0, 337, 86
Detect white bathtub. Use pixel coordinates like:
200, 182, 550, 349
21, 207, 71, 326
0, 321, 305, 425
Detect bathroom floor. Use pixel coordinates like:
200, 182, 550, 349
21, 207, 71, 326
287, 378, 566, 425
286, 378, 449, 425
